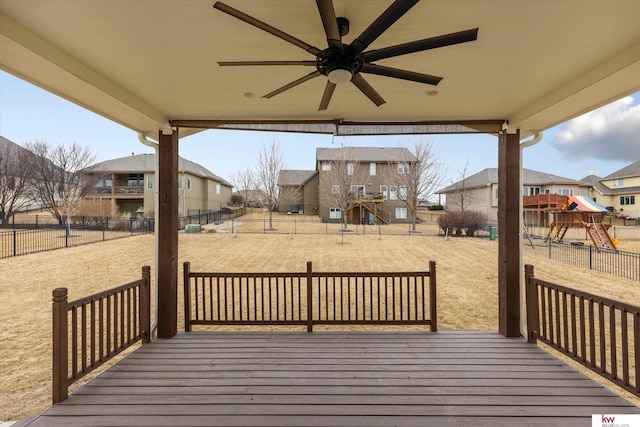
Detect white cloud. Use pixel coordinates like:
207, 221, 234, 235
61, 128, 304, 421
550, 96, 640, 161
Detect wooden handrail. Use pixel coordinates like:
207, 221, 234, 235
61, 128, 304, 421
52, 266, 151, 403
525, 264, 639, 397
184, 261, 437, 332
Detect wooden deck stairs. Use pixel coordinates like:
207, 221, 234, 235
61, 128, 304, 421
354, 200, 389, 224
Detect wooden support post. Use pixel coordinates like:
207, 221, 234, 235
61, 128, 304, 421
429, 260, 437, 332
524, 264, 539, 343
52, 288, 68, 404
306, 261, 313, 332
498, 129, 521, 337
141, 266, 151, 343
183, 261, 192, 332
157, 130, 178, 338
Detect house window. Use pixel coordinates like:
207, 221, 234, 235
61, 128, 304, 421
178, 176, 183, 190
399, 185, 407, 200
526, 187, 540, 196
332, 184, 340, 194
495, 189, 499, 199
620, 196, 635, 205
390, 185, 398, 200
380, 185, 388, 200
216, 183, 221, 195
351, 185, 365, 198
322, 162, 331, 171
370, 162, 376, 176
329, 207, 341, 219
146, 176, 153, 190
347, 163, 355, 176
398, 163, 409, 174
614, 179, 624, 187
187, 177, 191, 190
558, 188, 574, 196
395, 207, 407, 219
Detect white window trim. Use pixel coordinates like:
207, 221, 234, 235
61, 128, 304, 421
146, 176, 154, 190
399, 185, 407, 201
331, 184, 340, 194
370, 162, 376, 176
390, 185, 398, 200
398, 163, 409, 174
329, 207, 341, 219
395, 207, 407, 219
322, 162, 331, 171
380, 185, 388, 200
215, 183, 221, 195
347, 162, 355, 176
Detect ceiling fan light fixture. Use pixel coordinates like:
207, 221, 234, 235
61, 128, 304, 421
327, 68, 353, 84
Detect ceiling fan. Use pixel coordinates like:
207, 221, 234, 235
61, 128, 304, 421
213, 0, 478, 111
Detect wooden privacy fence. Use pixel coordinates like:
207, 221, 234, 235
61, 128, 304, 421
52, 266, 151, 404
184, 261, 436, 332
525, 264, 639, 397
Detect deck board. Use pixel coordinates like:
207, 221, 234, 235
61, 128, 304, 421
25, 331, 640, 426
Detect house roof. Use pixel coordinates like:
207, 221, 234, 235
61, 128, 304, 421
90, 153, 231, 186
580, 174, 611, 195
316, 147, 416, 163
277, 170, 317, 186
1, 1, 639, 140
602, 160, 640, 180
438, 168, 587, 193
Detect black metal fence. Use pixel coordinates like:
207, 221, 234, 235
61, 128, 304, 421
0, 218, 154, 259
525, 239, 640, 282
179, 208, 246, 230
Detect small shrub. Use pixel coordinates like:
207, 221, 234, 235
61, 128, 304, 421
437, 210, 488, 237
429, 205, 444, 211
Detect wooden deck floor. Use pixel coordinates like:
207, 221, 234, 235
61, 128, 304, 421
26, 331, 639, 426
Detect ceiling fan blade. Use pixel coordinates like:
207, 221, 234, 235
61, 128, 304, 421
318, 81, 337, 111
218, 61, 316, 66
350, 0, 419, 54
213, 2, 322, 56
351, 74, 386, 107
361, 64, 442, 85
263, 71, 322, 99
316, 0, 342, 49
362, 28, 479, 62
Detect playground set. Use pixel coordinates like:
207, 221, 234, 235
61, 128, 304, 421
523, 194, 617, 252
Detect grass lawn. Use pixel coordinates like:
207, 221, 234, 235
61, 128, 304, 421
1, 212, 639, 420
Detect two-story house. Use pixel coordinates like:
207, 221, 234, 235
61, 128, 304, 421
87, 154, 232, 217
277, 147, 418, 224
582, 160, 640, 218
437, 168, 591, 221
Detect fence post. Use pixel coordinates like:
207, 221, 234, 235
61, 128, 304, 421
429, 260, 437, 332
548, 239, 552, 259
183, 262, 192, 332
141, 266, 151, 343
589, 245, 593, 270
52, 288, 69, 404
13, 229, 17, 257
306, 261, 313, 332
524, 264, 539, 343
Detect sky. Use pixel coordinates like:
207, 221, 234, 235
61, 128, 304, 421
1, 71, 638, 197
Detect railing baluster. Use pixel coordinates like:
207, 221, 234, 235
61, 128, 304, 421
599, 301, 606, 373
621, 308, 629, 387
610, 305, 617, 379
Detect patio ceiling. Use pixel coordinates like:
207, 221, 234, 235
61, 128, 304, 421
1, 0, 639, 140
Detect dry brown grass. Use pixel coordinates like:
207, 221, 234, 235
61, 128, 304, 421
1, 212, 639, 420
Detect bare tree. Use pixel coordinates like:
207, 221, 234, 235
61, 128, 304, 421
447, 161, 473, 211
319, 147, 364, 231
230, 167, 256, 207
25, 141, 96, 225
255, 140, 287, 230
0, 139, 36, 224
382, 141, 445, 232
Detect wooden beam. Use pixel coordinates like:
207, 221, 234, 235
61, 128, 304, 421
498, 129, 521, 337
157, 130, 178, 338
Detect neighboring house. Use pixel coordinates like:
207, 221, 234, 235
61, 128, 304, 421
437, 168, 591, 220
277, 147, 418, 223
277, 170, 319, 214
582, 160, 640, 218
87, 154, 232, 217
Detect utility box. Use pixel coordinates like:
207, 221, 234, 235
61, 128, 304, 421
185, 224, 201, 234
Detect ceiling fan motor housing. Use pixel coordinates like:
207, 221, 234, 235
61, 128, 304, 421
316, 48, 364, 78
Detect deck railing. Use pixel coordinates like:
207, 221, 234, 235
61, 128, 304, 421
184, 261, 436, 332
525, 264, 639, 397
52, 266, 151, 403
